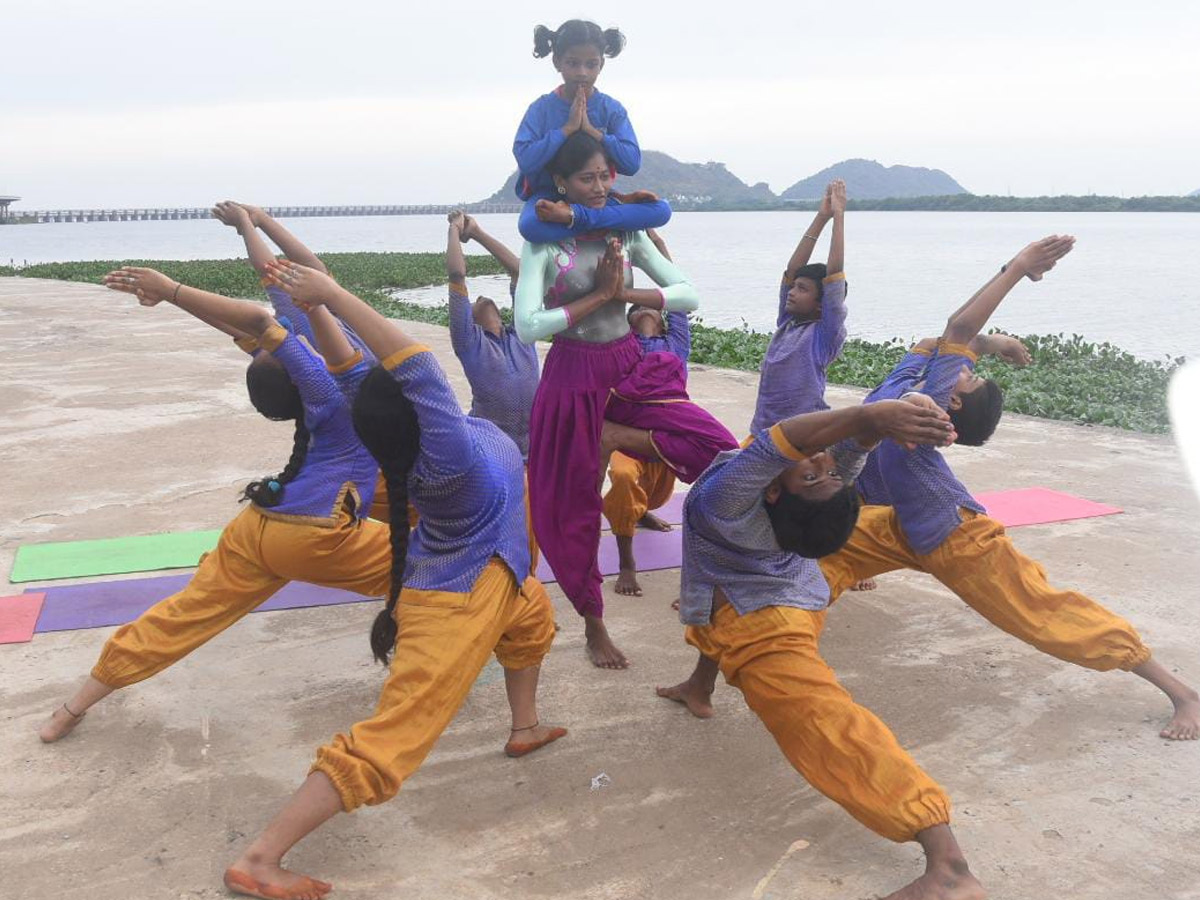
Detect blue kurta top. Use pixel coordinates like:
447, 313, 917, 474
858, 341, 986, 554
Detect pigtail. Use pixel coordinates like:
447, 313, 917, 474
601, 27, 626, 57
532, 24, 555, 58
370, 468, 411, 664
241, 419, 310, 507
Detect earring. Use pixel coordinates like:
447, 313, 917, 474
557, 185, 567, 195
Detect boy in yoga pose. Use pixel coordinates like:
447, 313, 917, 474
660, 394, 985, 900
445, 211, 540, 459
819, 234, 1199, 741
602, 230, 691, 596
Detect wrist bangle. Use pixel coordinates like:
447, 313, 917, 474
567, 208, 575, 229
171, 282, 183, 302
802, 232, 820, 242
563, 306, 574, 327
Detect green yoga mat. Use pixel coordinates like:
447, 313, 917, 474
10, 530, 222, 583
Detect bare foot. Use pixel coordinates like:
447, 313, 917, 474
656, 679, 714, 719
224, 861, 332, 900
1161, 692, 1200, 741
849, 578, 877, 591
504, 723, 568, 758
614, 567, 643, 597
637, 511, 673, 532
880, 860, 985, 900
585, 618, 629, 669
39, 704, 85, 743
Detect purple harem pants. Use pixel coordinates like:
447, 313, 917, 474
527, 332, 737, 618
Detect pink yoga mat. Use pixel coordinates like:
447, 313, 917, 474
976, 487, 1121, 528
0, 592, 46, 644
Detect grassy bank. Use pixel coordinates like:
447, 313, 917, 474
2, 254, 1180, 434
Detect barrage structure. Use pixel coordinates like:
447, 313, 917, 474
8, 203, 522, 224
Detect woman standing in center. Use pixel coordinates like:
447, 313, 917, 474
515, 132, 737, 670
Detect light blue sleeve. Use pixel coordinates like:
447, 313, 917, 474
626, 230, 700, 312
513, 242, 570, 343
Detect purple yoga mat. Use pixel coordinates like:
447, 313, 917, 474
31, 574, 375, 634
28, 528, 685, 634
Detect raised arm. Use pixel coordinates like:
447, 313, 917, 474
445, 213, 480, 357
514, 240, 625, 343
777, 397, 956, 458
264, 260, 416, 363
826, 180, 845, 276
212, 201, 275, 276
784, 184, 835, 279
103, 266, 275, 337
243, 204, 328, 273
625, 230, 699, 312
942, 235, 1075, 345
305, 304, 358, 370
458, 213, 520, 280
592, 97, 640, 176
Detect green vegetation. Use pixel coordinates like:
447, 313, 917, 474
2, 253, 1179, 434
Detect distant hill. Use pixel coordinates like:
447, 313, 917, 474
1190, 188, 1200, 197
480, 150, 777, 210
780, 158, 968, 200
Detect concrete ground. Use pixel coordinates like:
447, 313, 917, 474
2, 276, 1198, 900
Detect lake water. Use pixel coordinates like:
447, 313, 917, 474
2, 211, 1196, 360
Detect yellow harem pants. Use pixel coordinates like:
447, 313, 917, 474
602, 452, 677, 538
312, 559, 556, 812
819, 506, 1151, 672
92, 505, 392, 688
686, 603, 951, 842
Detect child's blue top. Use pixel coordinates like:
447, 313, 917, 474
857, 341, 986, 554
338, 346, 532, 592
447, 280, 540, 460
513, 88, 641, 200
749, 272, 848, 434
678, 426, 867, 626
255, 324, 380, 525
636, 310, 691, 376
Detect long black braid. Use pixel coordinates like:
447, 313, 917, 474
242, 353, 309, 508
352, 366, 422, 665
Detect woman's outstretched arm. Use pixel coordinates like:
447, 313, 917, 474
103, 267, 275, 337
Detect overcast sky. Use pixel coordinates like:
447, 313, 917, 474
3, 0, 1198, 208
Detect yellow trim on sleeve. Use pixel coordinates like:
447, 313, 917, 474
258, 323, 289, 352
234, 335, 259, 354
768, 424, 809, 462
909, 347, 934, 358
381, 344, 431, 371
937, 338, 979, 363
822, 271, 847, 284
448, 279, 469, 296
327, 349, 364, 375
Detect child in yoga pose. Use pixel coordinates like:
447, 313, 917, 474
661, 394, 985, 900
601, 231, 692, 596
818, 235, 1200, 742
516, 133, 738, 669
218, 259, 565, 900
514, 19, 672, 242
38, 267, 389, 744
445, 210, 540, 458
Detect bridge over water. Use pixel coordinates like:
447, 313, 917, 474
9, 203, 522, 224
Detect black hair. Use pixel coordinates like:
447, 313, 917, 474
533, 20, 625, 59
791, 263, 827, 302
949, 378, 1004, 446
765, 483, 861, 558
548, 132, 613, 181
241, 354, 309, 508
351, 366, 421, 665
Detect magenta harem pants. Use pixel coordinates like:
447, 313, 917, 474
527, 333, 737, 618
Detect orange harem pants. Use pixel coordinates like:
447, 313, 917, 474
91, 505, 392, 688
602, 452, 677, 538
686, 603, 951, 842
819, 506, 1151, 672
312, 559, 556, 811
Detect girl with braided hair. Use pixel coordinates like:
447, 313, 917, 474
39, 267, 391, 745
216, 259, 564, 900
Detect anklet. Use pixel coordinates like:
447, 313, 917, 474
511, 721, 539, 732
62, 702, 85, 719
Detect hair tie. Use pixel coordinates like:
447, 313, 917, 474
268, 480, 281, 492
